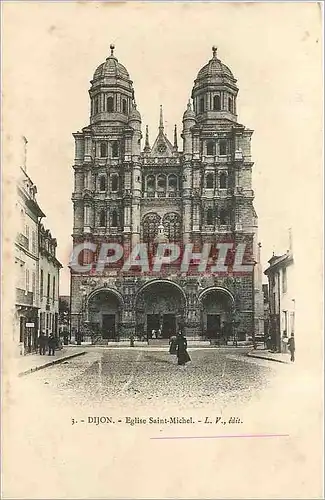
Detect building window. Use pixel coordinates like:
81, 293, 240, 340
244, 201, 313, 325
206, 141, 216, 156
213, 95, 221, 111
32, 231, 36, 254
99, 176, 106, 191
26, 269, 29, 292
168, 174, 178, 192
163, 213, 182, 242
111, 210, 118, 227
157, 175, 166, 192
47, 273, 50, 299
282, 267, 287, 293
99, 209, 106, 227
111, 174, 119, 192
94, 97, 99, 114
206, 208, 214, 225
40, 269, 43, 297
199, 97, 205, 113
206, 173, 214, 189
100, 142, 108, 158
219, 172, 227, 189
228, 97, 233, 113
283, 310, 288, 334
143, 213, 160, 243
122, 99, 127, 114
107, 96, 114, 112
219, 209, 227, 225
219, 140, 227, 156
32, 272, 36, 295
52, 276, 56, 302
146, 175, 155, 193
111, 141, 119, 158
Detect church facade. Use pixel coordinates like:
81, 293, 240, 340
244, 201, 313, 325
70, 45, 264, 342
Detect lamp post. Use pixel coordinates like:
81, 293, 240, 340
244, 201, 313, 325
232, 277, 241, 346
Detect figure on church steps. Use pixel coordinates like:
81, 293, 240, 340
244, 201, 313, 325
176, 331, 191, 366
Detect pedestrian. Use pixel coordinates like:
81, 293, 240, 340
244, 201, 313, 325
152, 329, 156, 339
169, 334, 177, 355
287, 334, 295, 362
130, 334, 135, 347
38, 332, 47, 355
176, 331, 191, 366
48, 334, 56, 356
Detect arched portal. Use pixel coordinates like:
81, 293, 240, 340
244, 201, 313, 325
135, 280, 186, 339
87, 289, 123, 340
199, 287, 234, 340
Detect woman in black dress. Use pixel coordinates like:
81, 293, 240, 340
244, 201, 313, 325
176, 332, 191, 365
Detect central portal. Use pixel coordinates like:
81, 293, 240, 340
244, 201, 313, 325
136, 281, 185, 339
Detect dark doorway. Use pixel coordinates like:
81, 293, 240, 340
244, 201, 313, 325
207, 314, 221, 338
162, 314, 176, 338
147, 314, 160, 337
102, 314, 116, 339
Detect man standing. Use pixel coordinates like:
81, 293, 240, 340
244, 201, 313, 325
287, 334, 295, 362
48, 334, 56, 356
38, 332, 47, 356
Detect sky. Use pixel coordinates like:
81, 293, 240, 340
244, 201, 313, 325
3, 2, 323, 296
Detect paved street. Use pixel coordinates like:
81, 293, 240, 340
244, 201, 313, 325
4, 347, 322, 499
19, 347, 279, 409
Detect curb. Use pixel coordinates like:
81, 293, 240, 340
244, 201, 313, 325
18, 351, 87, 377
247, 352, 289, 364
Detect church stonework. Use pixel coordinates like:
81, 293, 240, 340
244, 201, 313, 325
70, 45, 264, 342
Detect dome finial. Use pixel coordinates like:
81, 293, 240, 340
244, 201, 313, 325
144, 125, 151, 153
212, 45, 217, 58
110, 44, 115, 56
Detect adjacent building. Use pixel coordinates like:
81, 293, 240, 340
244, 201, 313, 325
38, 223, 61, 338
70, 45, 263, 342
15, 167, 62, 355
264, 248, 295, 352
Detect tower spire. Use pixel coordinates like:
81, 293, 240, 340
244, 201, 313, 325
159, 105, 164, 133
144, 125, 151, 153
173, 124, 178, 151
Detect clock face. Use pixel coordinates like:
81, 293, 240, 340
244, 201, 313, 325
158, 143, 167, 153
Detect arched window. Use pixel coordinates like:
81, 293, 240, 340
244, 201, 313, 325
199, 97, 205, 113
111, 141, 119, 158
94, 97, 99, 114
207, 141, 216, 156
143, 213, 160, 243
219, 209, 228, 225
206, 208, 214, 225
163, 213, 181, 242
111, 210, 118, 227
168, 174, 178, 192
213, 95, 221, 111
111, 174, 119, 192
228, 97, 233, 113
146, 175, 155, 196
100, 142, 108, 158
219, 172, 227, 189
157, 175, 166, 192
99, 176, 106, 191
99, 209, 106, 227
219, 140, 227, 156
206, 173, 214, 189
122, 99, 127, 114
107, 96, 114, 112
